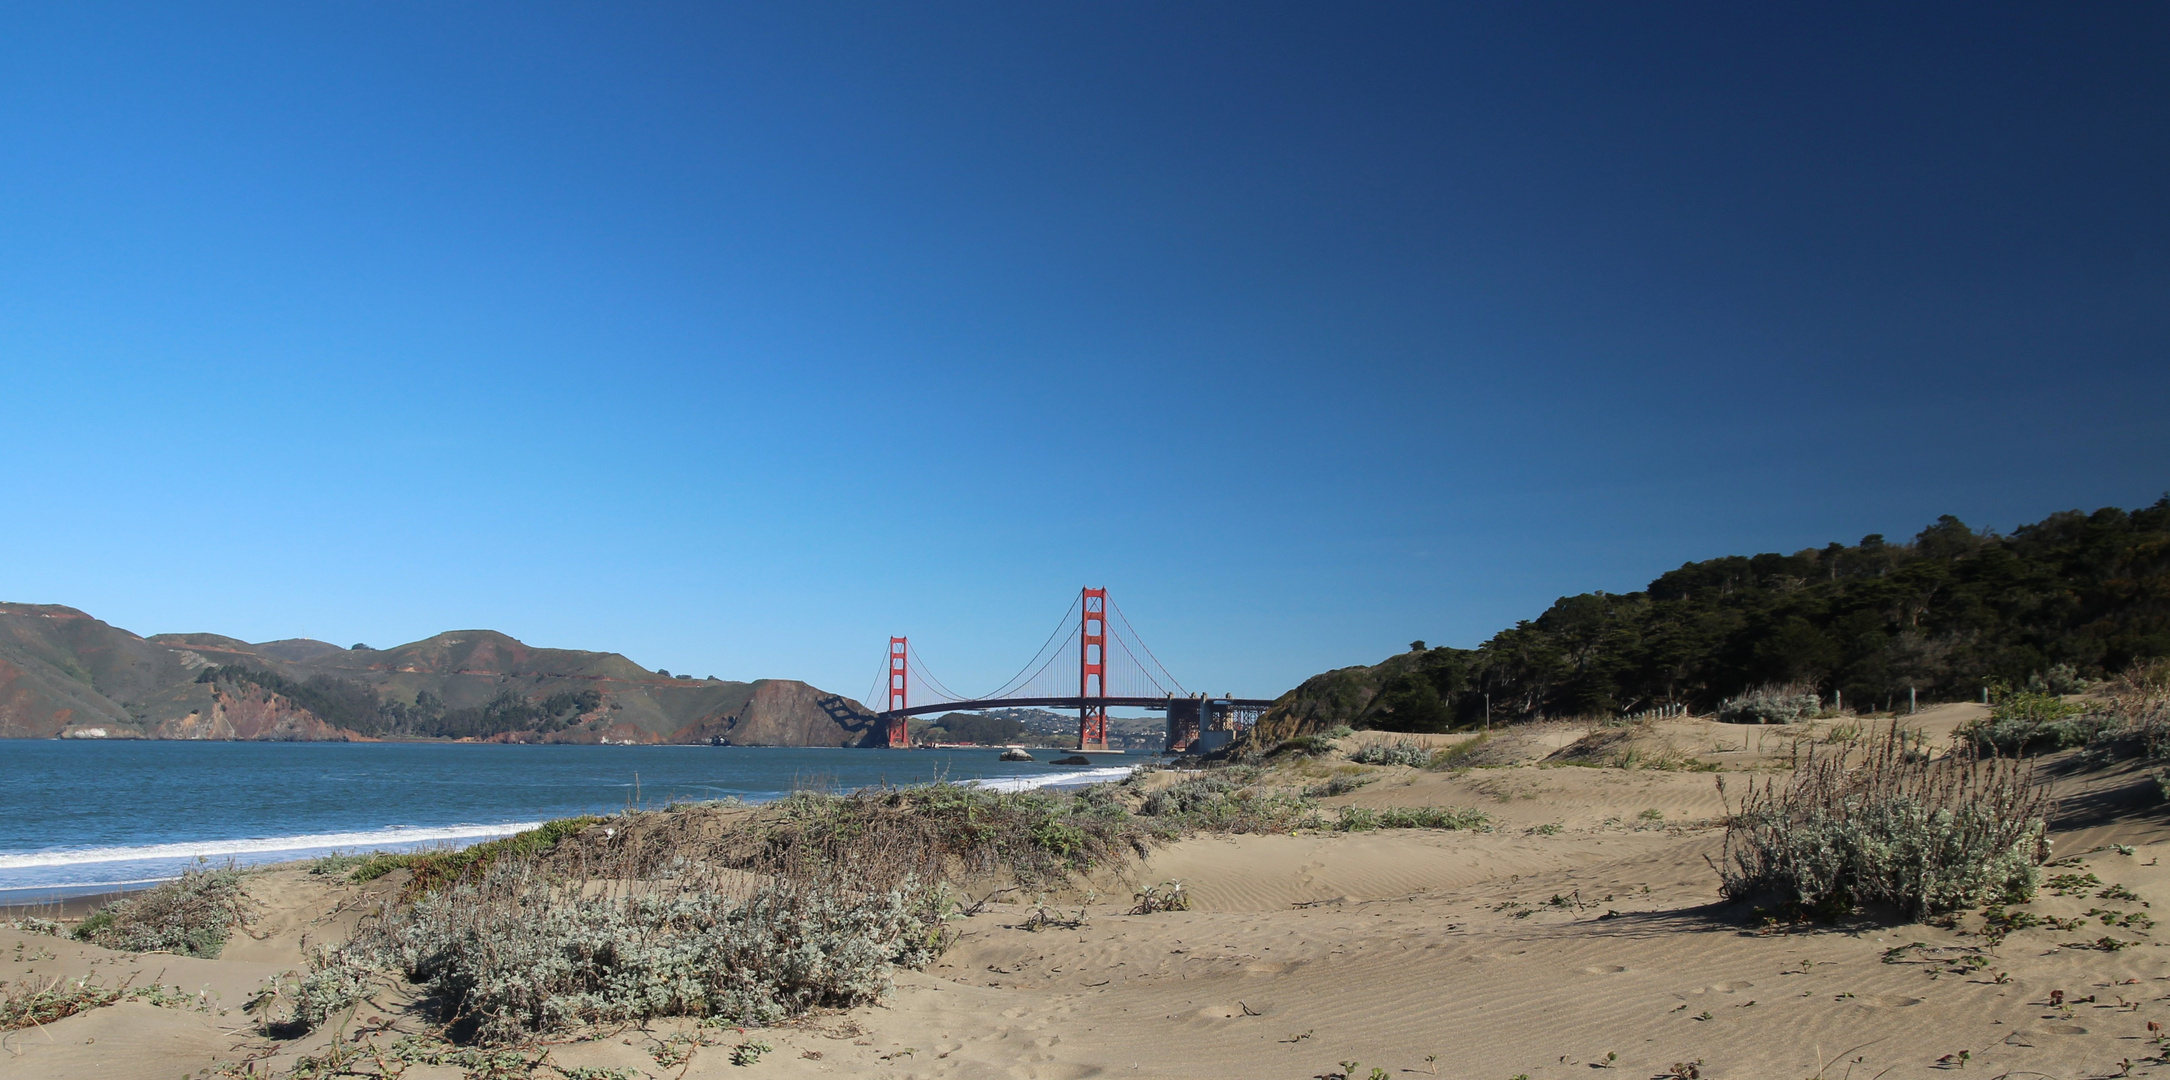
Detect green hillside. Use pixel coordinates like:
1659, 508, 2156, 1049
0, 605, 879, 745
1255, 499, 2170, 741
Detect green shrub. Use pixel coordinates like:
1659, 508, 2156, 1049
306, 852, 373, 876
1137, 775, 1313, 833
291, 865, 945, 1044
351, 817, 605, 892
1302, 773, 1377, 798
73, 867, 248, 958
1332, 806, 1491, 832
1348, 741, 1432, 767
1960, 691, 2104, 755
1717, 686, 1820, 725
1717, 727, 2049, 919
737, 785, 1148, 889
1, 978, 204, 1030
1268, 735, 1339, 758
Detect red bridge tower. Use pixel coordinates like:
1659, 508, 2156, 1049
885, 636, 910, 748
1079, 588, 1108, 751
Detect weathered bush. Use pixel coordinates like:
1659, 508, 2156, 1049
1266, 735, 1340, 758
352, 817, 606, 891
1348, 741, 1433, 767
2094, 661, 2170, 760
293, 864, 944, 1043
1960, 691, 2106, 755
1332, 806, 1491, 832
2025, 662, 2094, 695
1717, 686, 1820, 725
74, 866, 248, 957
1301, 773, 1376, 798
1137, 774, 1312, 833
731, 785, 1149, 889
1717, 727, 2050, 919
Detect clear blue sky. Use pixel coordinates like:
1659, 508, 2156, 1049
3, 3, 2165, 703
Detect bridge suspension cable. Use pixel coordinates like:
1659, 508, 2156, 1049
976, 592, 1081, 701
1108, 597, 1188, 697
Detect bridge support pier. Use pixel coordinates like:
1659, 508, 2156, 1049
1164, 697, 1201, 752
1079, 703, 1108, 752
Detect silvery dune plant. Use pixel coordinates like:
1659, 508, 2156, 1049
293, 862, 945, 1043
1717, 725, 2050, 919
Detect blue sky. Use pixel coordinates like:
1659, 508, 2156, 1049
2, 3, 2165, 703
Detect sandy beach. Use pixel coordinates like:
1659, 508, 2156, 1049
8, 705, 2168, 1080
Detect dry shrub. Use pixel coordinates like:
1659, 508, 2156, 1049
1717, 685, 1821, 725
1127, 881, 1190, 914
1332, 806, 1491, 831
1137, 772, 1313, 832
566, 785, 1155, 892
74, 866, 248, 957
1, 977, 122, 1030
1301, 772, 1377, 798
293, 863, 944, 1044
1348, 741, 1432, 767
1717, 725, 2050, 919
1959, 690, 2105, 755
285, 786, 1153, 1042
2103, 660, 2170, 759
1, 977, 200, 1030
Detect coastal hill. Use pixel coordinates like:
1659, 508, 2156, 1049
0, 603, 880, 745
1255, 499, 2170, 742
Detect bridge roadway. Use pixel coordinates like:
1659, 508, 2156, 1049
877, 696, 1275, 721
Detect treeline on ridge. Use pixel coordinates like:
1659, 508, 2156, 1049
1308, 499, 2170, 733
195, 666, 602, 739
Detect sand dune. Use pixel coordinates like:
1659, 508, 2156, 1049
7, 735, 2168, 1079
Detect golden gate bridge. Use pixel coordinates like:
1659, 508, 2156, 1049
867, 587, 1273, 752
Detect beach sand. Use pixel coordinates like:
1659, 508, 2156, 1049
8, 710, 2169, 1080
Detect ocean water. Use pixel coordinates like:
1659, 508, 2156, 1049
0, 741, 1142, 901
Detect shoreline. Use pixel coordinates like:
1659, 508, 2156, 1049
0, 755, 1148, 901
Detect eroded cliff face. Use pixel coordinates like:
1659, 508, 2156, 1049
148, 686, 353, 741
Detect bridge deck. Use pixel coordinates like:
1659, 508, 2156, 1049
878, 696, 1274, 720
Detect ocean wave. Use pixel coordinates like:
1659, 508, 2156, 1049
965, 765, 1137, 793
0, 822, 544, 870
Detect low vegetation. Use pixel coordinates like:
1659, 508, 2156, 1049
1715, 685, 1820, 726
269, 769, 1499, 1043
1716, 725, 2051, 919
1958, 690, 2103, 754
1348, 740, 1435, 767
288, 869, 945, 1043
346, 817, 606, 894
73, 866, 248, 958
1, 977, 204, 1030
1332, 806, 1489, 831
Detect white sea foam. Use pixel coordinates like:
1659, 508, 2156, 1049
0, 822, 544, 870
965, 765, 1137, 793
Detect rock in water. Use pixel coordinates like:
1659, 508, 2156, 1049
999, 748, 1034, 761
1051, 755, 1091, 765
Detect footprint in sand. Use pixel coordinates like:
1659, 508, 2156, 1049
1680, 981, 1753, 996
1860, 993, 1922, 1008
1579, 964, 1627, 975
